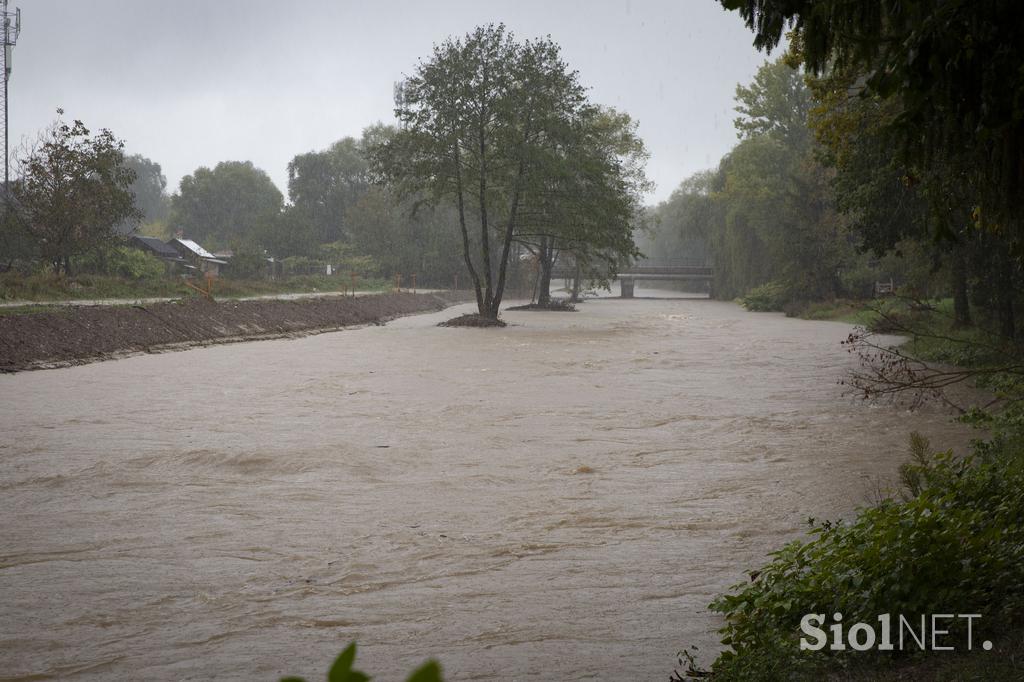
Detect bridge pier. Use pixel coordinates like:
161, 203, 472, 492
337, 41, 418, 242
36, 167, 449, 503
620, 277, 635, 298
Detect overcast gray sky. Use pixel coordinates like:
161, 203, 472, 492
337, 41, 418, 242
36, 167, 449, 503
11, 0, 773, 205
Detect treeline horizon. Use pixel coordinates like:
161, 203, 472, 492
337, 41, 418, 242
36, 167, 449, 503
5, 25, 650, 301
104, 124, 468, 287
642, 51, 1023, 341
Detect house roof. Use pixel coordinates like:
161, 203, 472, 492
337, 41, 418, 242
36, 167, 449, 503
170, 238, 218, 260
130, 235, 180, 259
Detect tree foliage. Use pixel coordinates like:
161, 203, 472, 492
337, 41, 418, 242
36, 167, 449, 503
720, 0, 1024, 245
122, 153, 170, 227
733, 57, 810, 148
647, 58, 847, 303
287, 136, 370, 244
371, 24, 641, 317
519, 105, 650, 303
170, 160, 283, 248
346, 186, 465, 287
10, 110, 141, 274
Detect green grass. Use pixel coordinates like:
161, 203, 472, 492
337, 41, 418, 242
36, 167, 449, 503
794, 299, 880, 325
795, 298, 967, 336
0, 271, 392, 303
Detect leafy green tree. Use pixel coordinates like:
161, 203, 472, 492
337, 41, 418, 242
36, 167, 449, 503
806, 68, 980, 326
518, 105, 650, 304
170, 160, 283, 248
11, 110, 141, 274
719, 0, 1024, 246
346, 185, 465, 287
371, 24, 589, 319
656, 58, 847, 303
254, 205, 321, 259
287, 136, 370, 244
638, 170, 716, 269
734, 57, 811, 148
0, 206, 37, 270
122, 153, 170, 226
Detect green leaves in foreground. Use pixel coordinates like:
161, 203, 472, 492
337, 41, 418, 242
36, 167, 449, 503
281, 642, 444, 682
700, 432, 1024, 680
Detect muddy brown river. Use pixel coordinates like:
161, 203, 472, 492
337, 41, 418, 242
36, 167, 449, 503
0, 293, 974, 680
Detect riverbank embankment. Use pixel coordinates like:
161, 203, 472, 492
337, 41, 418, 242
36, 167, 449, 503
0, 290, 473, 372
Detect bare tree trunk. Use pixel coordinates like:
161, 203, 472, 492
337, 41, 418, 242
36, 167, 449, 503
490, 119, 531, 319
454, 149, 484, 313
537, 237, 554, 306
477, 79, 494, 316
570, 260, 582, 302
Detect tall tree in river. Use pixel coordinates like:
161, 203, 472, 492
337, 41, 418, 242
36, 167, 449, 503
369, 24, 588, 319
519, 106, 650, 305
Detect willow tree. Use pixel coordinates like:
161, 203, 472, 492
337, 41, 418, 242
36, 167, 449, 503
370, 24, 587, 319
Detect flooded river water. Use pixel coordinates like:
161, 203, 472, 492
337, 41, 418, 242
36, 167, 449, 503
0, 293, 974, 680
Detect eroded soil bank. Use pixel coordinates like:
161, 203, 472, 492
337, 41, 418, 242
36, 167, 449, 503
0, 291, 471, 372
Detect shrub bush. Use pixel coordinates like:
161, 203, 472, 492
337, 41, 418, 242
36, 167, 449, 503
696, 433, 1024, 681
225, 245, 270, 279
739, 281, 789, 312
75, 245, 166, 280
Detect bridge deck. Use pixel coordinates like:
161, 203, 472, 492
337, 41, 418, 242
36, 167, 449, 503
617, 266, 713, 278
549, 266, 713, 279
547, 263, 714, 298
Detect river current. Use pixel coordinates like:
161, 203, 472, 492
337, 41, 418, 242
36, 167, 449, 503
0, 293, 973, 680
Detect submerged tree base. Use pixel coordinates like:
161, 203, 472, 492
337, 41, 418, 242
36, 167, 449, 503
507, 300, 577, 312
438, 313, 507, 328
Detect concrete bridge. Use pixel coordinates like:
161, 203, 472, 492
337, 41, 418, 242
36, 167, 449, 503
552, 260, 713, 297
616, 264, 713, 297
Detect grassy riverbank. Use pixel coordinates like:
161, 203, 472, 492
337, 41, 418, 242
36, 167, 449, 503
0, 271, 391, 304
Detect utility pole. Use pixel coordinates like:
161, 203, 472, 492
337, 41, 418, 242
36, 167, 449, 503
1, 0, 21, 194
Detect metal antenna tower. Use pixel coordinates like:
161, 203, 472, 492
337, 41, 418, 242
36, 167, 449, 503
1, 0, 21, 192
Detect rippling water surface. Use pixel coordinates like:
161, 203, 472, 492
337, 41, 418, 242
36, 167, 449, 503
0, 293, 973, 680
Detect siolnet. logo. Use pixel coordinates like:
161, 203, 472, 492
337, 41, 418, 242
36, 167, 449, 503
800, 613, 993, 652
